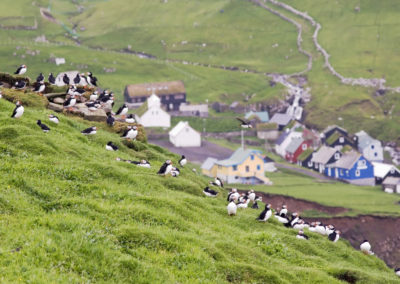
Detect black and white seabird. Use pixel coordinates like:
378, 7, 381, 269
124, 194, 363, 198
63, 95, 77, 109
90, 91, 99, 101
73, 73, 81, 85
48, 114, 59, 124
328, 230, 340, 243
11, 101, 24, 118
125, 114, 135, 123
63, 74, 70, 85
37, 120, 50, 133
33, 82, 45, 94
237, 198, 250, 209
14, 80, 26, 90
106, 141, 118, 151
251, 201, 259, 209
171, 167, 180, 177
203, 186, 218, 197
14, 64, 27, 75
236, 117, 252, 128
296, 230, 309, 240
115, 104, 128, 116
86, 102, 101, 111
395, 268, 400, 277
227, 188, 239, 202
157, 160, 173, 176
36, 73, 44, 83
179, 155, 187, 167
210, 177, 223, 187
227, 201, 237, 216
279, 205, 288, 217
48, 73, 56, 85
106, 112, 115, 127
315, 222, 327, 235
248, 190, 256, 202
87, 72, 98, 86
257, 203, 272, 222
360, 240, 374, 255
135, 160, 151, 168
81, 126, 97, 135
121, 126, 138, 140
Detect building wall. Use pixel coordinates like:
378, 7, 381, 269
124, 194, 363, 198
325, 157, 374, 182
139, 107, 171, 127
361, 142, 383, 162
257, 130, 280, 140
170, 126, 201, 147
125, 91, 186, 111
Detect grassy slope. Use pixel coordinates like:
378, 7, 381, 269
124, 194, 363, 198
0, 96, 398, 282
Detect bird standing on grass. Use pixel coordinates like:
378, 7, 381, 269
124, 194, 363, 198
121, 126, 138, 140
210, 177, 223, 187
37, 120, 50, 133
11, 101, 24, 118
36, 73, 44, 83
157, 160, 173, 176
106, 112, 115, 127
395, 268, 400, 277
14, 65, 27, 75
125, 114, 135, 123
33, 82, 45, 94
81, 126, 97, 135
105, 141, 119, 151
115, 103, 128, 117
257, 203, 272, 222
179, 155, 187, 167
48, 114, 59, 124
203, 187, 218, 197
360, 240, 374, 255
296, 230, 309, 240
328, 230, 341, 243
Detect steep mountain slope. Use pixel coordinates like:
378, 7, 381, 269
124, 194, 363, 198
0, 94, 398, 283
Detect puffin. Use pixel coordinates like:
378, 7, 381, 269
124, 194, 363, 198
157, 160, 173, 176
171, 167, 180, 177
106, 112, 115, 127
105, 141, 119, 151
296, 230, 309, 240
395, 268, 400, 277
279, 205, 288, 217
237, 198, 250, 209
325, 224, 335, 236
134, 160, 151, 168
121, 126, 138, 140
315, 222, 327, 235
360, 240, 374, 255
90, 91, 98, 101
87, 72, 98, 86
86, 102, 101, 111
14, 64, 27, 75
11, 101, 24, 118
14, 80, 26, 90
73, 73, 81, 85
236, 117, 252, 128
248, 190, 256, 202
179, 155, 187, 167
251, 201, 259, 209
289, 212, 300, 227
227, 201, 237, 216
125, 114, 135, 123
292, 219, 306, 230
257, 203, 272, 222
210, 177, 224, 187
81, 126, 97, 135
275, 215, 290, 225
115, 104, 128, 117
63, 74, 70, 85
33, 82, 45, 94
308, 222, 317, 233
36, 73, 44, 83
203, 187, 218, 197
227, 188, 240, 202
48, 73, 56, 85
63, 95, 77, 109
37, 120, 50, 133
48, 114, 59, 124
328, 230, 341, 243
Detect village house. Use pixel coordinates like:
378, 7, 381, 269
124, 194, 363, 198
371, 162, 400, 185
285, 137, 312, 164
202, 148, 271, 184
169, 121, 201, 147
324, 130, 355, 150
321, 125, 348, 142
124, 80, 186, 111
134, 94, 171, 128
275, 130, 303, 157
325, 151, 374, 186
269, 113, 292, 131
355, 130, 383, 162
201, 157, 218, 177
178, 103, 209, 117
256, 123, 279, 140
381, 177, 400, 194
311, 146, 342, 174
296, 148, 314, 169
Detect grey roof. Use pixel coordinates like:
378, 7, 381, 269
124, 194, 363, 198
276, 131, 290, 146
269, 113, 292, 126
216, 148, 262, 166
285, 137, 304, 154
326, 151, 361, 170
311, 146, 337, 164
323, 125, 347, 135
201, 157, 217, 170
356, 130, 381, 150
382, 176, 400, 185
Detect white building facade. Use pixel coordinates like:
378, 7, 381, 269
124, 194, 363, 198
135, 94, 171, 128
169, 121, 201, 147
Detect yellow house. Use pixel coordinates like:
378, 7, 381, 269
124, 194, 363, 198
201, 148, 271, 184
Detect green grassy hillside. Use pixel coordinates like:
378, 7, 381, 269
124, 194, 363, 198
0, 94, 398, 282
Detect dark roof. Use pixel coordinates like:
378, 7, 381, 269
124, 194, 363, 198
326, 131, 341, 145
323, 125, 347, 135
326, 151, 361, 170
264, 156, 274, 163
125, 80, 185, 97
276, 131, 290, 146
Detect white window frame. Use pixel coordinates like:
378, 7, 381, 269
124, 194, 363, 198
355, 169, 361, 177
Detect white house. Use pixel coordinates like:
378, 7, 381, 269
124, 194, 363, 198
275, 130, 302, 157
169, 121, 201, 147
355, 130, 383, 162
135, 94, 171, 128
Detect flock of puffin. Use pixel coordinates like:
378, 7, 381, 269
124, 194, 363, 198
4, 65, 400, 277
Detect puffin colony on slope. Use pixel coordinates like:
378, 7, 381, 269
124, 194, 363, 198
11, 101, 24, 118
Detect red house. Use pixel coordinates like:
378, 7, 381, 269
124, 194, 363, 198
285, 137, 312, 163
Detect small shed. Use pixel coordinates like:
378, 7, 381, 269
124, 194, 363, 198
381, 177, 400, 194
179, 103, 209, 117
169, 121, 201, 147
372, 162, 400, 185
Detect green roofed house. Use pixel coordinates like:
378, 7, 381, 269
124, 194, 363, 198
296, 148, 314, 169
205, 148, 272, 185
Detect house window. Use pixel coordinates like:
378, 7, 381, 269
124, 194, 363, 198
371, 145, 375, 149
339, 137, 344, 143
358, 160, 367, 168
251, 155, 254, 160
334, 153, 340, 160
302, 143, 307, 150
308, 161, 313, 167
233, 165, 237, 171
246, 166, 250, 172
340, 169, 343, 176
356, 170, 361, 177
374, 152, 377, 157
257, 165, 261, 170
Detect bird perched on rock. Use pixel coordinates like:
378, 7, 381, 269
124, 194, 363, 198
48, 114, 59, 124
296, 230, 309, 240
360, 240, 374, 255
48, 73, 56, 85
81, 126, 97, 135
63, 95, 76, 110
179, 155, 187, 167
90, 91, 98, 101
11, 101, 24, 118
36, 73, 44, 83
14, 64, 27, 75
14, 80, 26, 90
121, 126, 138, 140
63, 74, 70, 85
227, 201, 237, 216
106, 112, 115, 127
87, 72, 97, 86
203, 186, 218, 197
33, 82, 45, 94
257, 203, 272, 222
236, 117, 252, 128
37, 120, 50, 133
115, 103, 128, 117
105, 141, 118, 151
210, 177, 223, 187
73, 73, 81, 85
328, 230, 340, 243
157, 160, 173, 176
86, 102, 101, 111
125, 114, 135, 123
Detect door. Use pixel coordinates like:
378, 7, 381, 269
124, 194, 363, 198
335, 168, 339, 178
